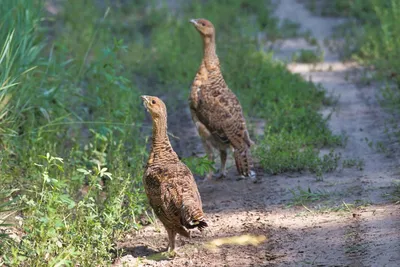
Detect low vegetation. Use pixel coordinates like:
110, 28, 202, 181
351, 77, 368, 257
292, 49, 324, 63
305, 0, 376, 18
0, 0, 342, 265
288, 186, 330, 207
307, 0, 400, 201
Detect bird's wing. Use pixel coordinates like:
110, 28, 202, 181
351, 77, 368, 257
198, 86, 253, 149
158, 164, 205, 229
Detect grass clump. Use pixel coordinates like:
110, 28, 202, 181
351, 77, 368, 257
349, 0, 400, 84
182, 156, 216, 177
1, 0, 147, 265
287, 186, 330, 207
342, 158, 365, 170
311, 0, 400, 197
386, 180, 400, 204
305, 0, 376, 18
0, 0, 43, 147
3, 154, 143, 265
310, 0, 399, 85
318, 1, 400, 153
292, 49, 324, 63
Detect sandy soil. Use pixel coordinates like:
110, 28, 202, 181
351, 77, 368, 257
115, 1, 400, 266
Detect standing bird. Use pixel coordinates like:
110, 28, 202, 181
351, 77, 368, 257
141, 95, 208, 254
189, 18, 256, 180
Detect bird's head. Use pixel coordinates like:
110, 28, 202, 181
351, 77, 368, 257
190, 18, 215, 37
141, 95, 167, 120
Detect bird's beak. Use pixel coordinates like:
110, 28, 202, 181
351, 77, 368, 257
141, 96, 150, 112
141, 95, 150, 103
189, 19, 198, 26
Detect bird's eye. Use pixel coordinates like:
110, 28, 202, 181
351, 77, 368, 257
151, 100, 156, 104
201, 22, 206, 26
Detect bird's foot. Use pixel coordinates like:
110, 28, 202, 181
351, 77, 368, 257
236, 170, 258, 182
236, 175, 245, 181
161, 249, 178, 258
249, 170, 258, 183
200, 172, 214, 183
213, 171, 226, 180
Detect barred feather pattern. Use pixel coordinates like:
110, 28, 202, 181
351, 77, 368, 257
142, 96, 208, 250
189, 19, 255, 178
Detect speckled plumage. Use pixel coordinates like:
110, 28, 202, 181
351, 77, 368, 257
141, 95, 207, 252
189, 18, 256, 179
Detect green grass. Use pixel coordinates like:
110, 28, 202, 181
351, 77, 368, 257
307, 0, 400, 85
182, 156, 216, 177
0, 0, 43, 147
288, 187, 370, 214
0, 0, 342, 265
386, 179, 400, 204
342, 158, 365, 171
287, 186, 330, 207
1, 0, 147, 265
308, 0, 400, 196
292, 49, 324, 63
305, 0, 377, 18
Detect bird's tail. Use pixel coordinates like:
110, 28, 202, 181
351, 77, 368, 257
185, 216, 208, 231
181, 205, 208, 232
234, 147, 256, 179
177, 216, 207, 238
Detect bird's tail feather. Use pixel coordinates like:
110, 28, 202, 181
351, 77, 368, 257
181, 207, 208, 231
234, 148, 256, 178
187, 217, 208, 231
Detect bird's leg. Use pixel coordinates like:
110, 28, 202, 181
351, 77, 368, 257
167, 229, 176, 252
164, 229, 177, 258
215, 149, 227, 179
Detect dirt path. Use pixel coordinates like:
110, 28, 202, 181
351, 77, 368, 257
116, 1, 399, 266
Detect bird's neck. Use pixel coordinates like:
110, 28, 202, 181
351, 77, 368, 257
148, 116, 179, 164
203, 35, 219, 67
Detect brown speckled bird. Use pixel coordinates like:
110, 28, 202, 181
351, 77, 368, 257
189, 18, 256, 180
141, 95, 208, 254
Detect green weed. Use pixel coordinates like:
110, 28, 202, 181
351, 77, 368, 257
279, 19, 303, 38
342, 158, 365, 170
317, 0, 400, 170
2, 153, 146, 266
292, 49, 324, 63
323, 0, 400, 105
305, 0, 377, 18
255, 130, 341, 179
287, 186, 330, 207
182, 156, 216, 177
1, 0, 147, 264
0, 0, 43, 147
350, 0, 400, 83
320, 200, 370, 213
291, 199, 371, 215
385, 179, 400, 204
